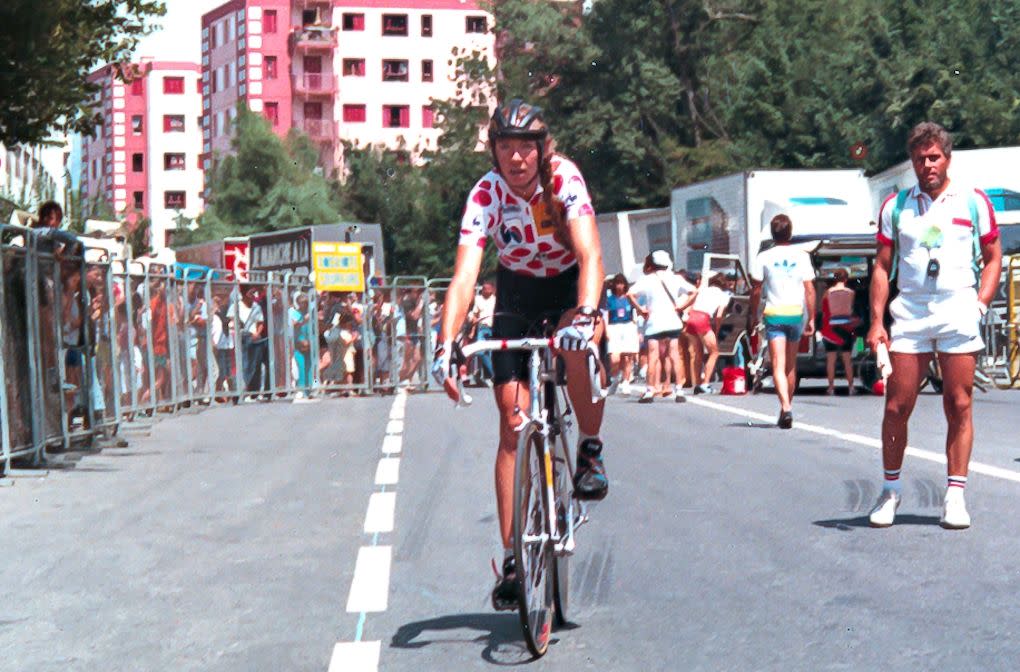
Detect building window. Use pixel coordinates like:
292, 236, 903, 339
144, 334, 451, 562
133, 191, 144, 210
228, 62, 236, 87
342, 104, 366, 123
264, 102, 279, 126
264, 56, 278, 80
163, 76, 185, 94
131, 115, 143, 134
263, 9, 277, 33
422, 60, 433, 82
164, 153, 186, 171
342, 13, 364, 31
422, 105, 434, 128
382, 14, 408, 36
196, 77, 203, 94
165, 191, 186, 209
342, 59, 365, 76
421, 15, 432, 37
163, 115, 185, 132
131, 79, 144, 95
131, 153, 144, 172
382, 60, 409, 82
466, 16, 487, 33
383, 105, 409, 128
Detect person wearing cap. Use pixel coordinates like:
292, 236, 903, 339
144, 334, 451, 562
750, 214, 816, 429
628, 249, 696, 403
430, 99, 608, 611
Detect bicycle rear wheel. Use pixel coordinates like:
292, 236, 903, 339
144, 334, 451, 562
513, 424, 555, 658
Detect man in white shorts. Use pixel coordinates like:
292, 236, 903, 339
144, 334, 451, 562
867, 121, 1002, 530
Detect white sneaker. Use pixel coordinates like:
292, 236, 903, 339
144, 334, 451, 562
638, 388, 655, 404
673, 387, 687, 403
941, 488, 971, 529
619, 380, 632, 396
868, 489, 900, 527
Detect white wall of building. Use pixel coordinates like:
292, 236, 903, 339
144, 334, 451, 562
146, 66, 205, 249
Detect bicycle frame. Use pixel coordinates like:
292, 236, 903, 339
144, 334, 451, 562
456, 337, 601, 555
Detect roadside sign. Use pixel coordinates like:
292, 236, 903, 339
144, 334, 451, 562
313, 242, 364, 291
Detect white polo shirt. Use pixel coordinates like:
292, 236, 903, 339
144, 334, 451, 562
877, 183, 998, 295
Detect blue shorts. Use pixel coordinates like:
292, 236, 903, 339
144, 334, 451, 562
765, 321, 803, 342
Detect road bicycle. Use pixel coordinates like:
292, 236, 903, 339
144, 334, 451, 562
453, 322, 605, 657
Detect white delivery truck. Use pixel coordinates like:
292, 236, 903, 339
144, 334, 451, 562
595, 207, 672, 281
869, 146, 1020, 257
670, 169, 875, 273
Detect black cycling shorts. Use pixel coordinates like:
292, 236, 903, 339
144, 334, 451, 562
492, 264, 578, 384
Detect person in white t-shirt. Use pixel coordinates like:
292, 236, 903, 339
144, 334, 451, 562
866, 122, 1002, 530
685, 273, 732, 393
629, 250, 697, 403
750, 214, 816, 429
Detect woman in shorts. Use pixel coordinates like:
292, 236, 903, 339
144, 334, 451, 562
602, 273, 640, 395
820, 268, 858, 395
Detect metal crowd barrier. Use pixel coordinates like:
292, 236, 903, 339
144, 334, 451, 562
1, 229, 503, 478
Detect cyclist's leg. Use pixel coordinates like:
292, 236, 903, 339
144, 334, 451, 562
494, 380, 530, 549
556, 308, 606, 437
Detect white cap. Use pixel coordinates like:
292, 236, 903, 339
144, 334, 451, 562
651, 249, 672, 269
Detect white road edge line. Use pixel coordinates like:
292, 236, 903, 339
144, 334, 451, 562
346, 546, 392, 613
382, 434, 402, 455
686, 396, 1020, 485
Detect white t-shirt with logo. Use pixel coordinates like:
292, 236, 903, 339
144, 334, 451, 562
629, 271, 695, 336
877, 183, 998, 296
751, 245, 814, 319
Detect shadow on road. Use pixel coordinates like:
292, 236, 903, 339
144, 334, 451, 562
390, 612, 552, 665
813, 514, 942, 530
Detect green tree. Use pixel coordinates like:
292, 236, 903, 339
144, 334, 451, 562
0, 0, 165, 146
181, 107, 344, 244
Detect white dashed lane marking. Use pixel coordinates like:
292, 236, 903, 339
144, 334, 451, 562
382, 434, 402, 455
364, 492, 397, 534
346, 546, 393, 613
375, 458, 400, 486
687, 396, 1020, 484
328, 641, 380, 672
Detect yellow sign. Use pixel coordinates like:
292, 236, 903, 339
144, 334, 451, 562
313, 242, 364, 292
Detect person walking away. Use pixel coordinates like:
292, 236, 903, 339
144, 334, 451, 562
629, 250, 696, 403
603, 273, 640, 395
866, 122, 1002, 530
750, 214, 816, 428
820, 268, 859, 395
686, 272, 732, 393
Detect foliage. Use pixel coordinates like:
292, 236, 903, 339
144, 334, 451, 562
0, 0, 165, 146
180, 107, 344, 245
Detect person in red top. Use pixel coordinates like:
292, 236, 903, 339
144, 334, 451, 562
431, 100, 607, 611
819, 268, 859, 395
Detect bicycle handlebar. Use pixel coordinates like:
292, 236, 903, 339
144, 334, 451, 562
453, 337, 607, 407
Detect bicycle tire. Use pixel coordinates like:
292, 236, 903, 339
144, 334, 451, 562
513, 423, 555, 658
547, 386, 572, 627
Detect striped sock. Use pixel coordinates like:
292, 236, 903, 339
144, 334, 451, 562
948, 475, 967, 490
883, 468, 902, 493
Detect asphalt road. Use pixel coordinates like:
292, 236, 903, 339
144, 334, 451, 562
3, 383, 1020, 671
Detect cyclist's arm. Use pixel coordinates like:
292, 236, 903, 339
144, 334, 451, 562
438, 244, 484, 344
566, 213, 604, 310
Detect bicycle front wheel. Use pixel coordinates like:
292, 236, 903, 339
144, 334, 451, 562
513, 423, 555, 658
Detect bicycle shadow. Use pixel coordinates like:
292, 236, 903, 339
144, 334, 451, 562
813, 514, 942, 530
390, 612, 569, 665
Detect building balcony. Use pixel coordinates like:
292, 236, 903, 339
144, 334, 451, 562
296, 0, 331, 9
292, 73, 336, 97
291, 26, 337, 52
303, 119, 336, 142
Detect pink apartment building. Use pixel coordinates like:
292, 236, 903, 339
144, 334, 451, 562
81, 60, 205, 250
201, 0, 495, 177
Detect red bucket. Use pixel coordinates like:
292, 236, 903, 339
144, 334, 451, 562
721, 366, 747, 395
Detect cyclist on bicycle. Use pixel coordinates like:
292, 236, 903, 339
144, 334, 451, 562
431, 99, 609, 610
